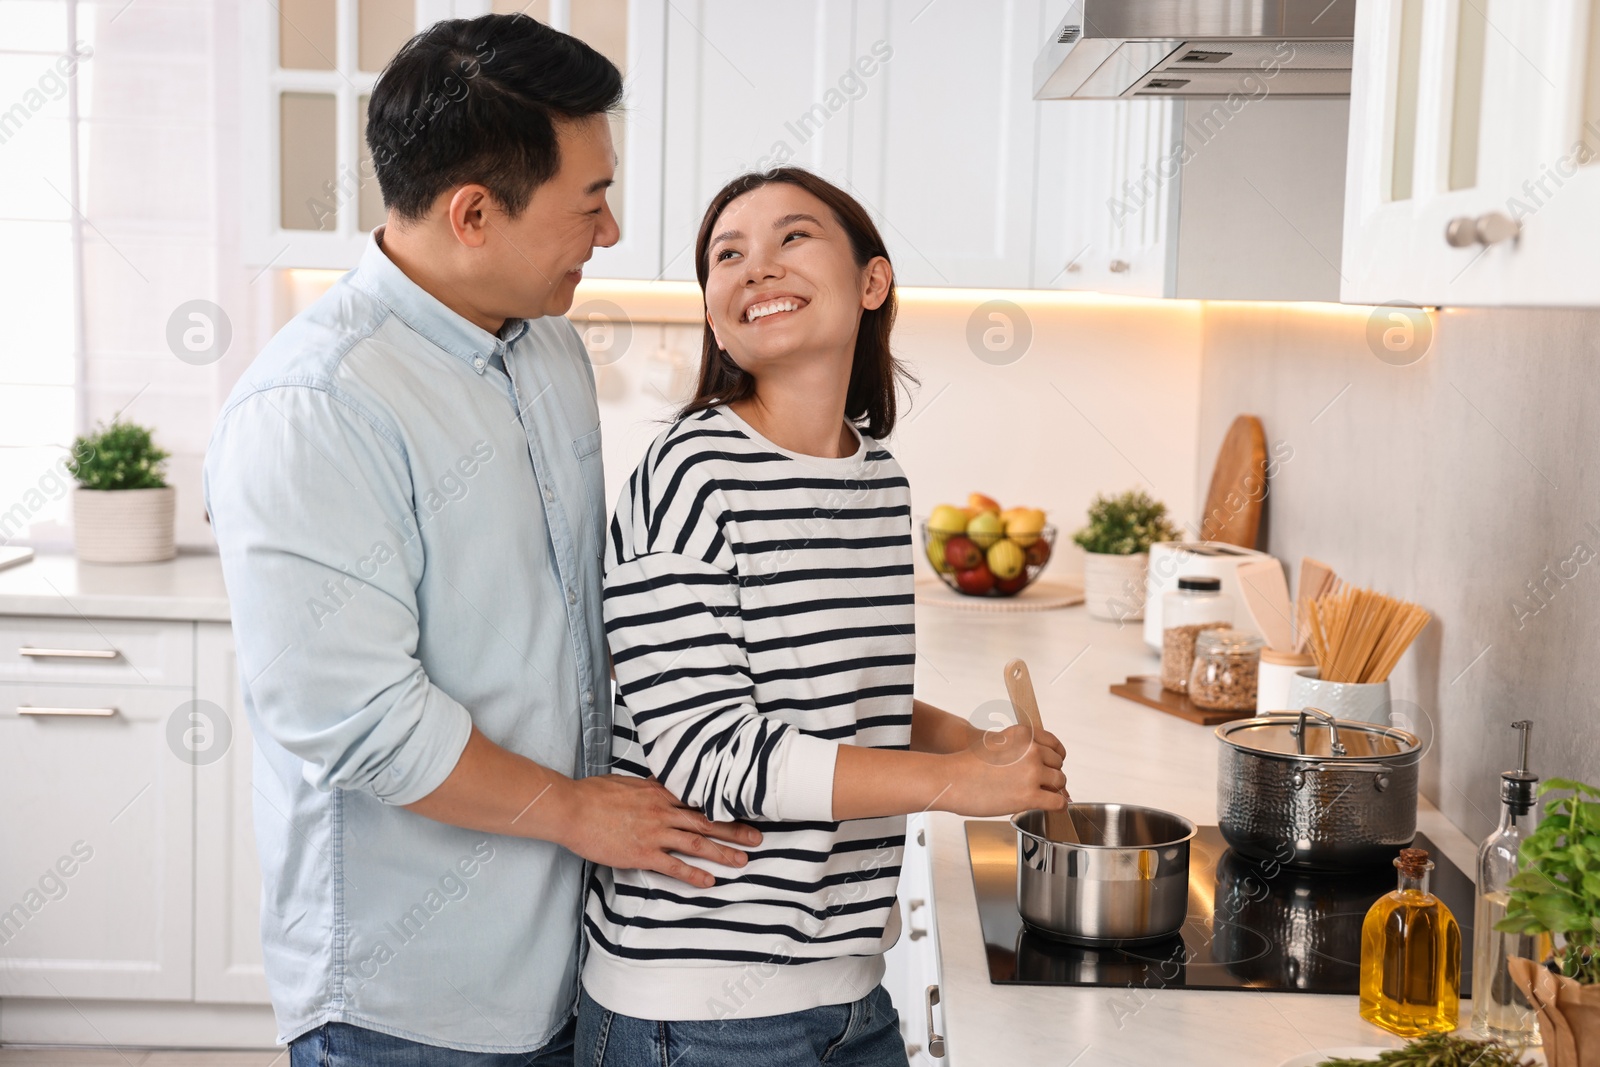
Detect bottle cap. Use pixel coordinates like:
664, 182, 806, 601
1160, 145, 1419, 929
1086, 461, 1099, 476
1501, 720, 1538, 814
1395, 848, 1434, 878
1178, 576, 1222, 591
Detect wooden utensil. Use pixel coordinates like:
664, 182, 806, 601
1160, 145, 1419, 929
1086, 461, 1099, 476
1235, 557, 1295, 652
1294, 557, 1338, 653
1199, 415, 1267, 548
1002, 658, 1078, 843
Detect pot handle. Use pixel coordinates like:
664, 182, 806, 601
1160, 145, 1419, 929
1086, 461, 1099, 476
1293, 761, 1395, 791
1290, 707, 1346, 756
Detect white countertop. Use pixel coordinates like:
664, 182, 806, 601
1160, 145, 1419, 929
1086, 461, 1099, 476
911, 599, 1476, 1067
0, 551, 230, 621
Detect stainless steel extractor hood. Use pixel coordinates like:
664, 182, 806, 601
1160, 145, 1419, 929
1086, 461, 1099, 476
1034, 0, 1356, 100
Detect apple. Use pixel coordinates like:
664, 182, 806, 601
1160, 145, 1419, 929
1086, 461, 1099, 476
943, 535, 983, 571
928, 504, 968, 537
987, 538, 1025, 580
966, 511, 1004, 549
1025, 537, 1052, 568
953, 562, 994, 595
995, 572, 1031, 595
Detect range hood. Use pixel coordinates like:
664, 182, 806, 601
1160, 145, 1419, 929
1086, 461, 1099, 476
1034, 0, 1356, 100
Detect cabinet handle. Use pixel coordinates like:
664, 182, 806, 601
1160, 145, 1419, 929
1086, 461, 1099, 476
1444, 212, 1521, 248
1108, 259, 1131, 273
17, 705, 118, 717
925, 985, 946, 1058
908, 897, 928, 940
19, 646, 118, 659
1474, 211, 1520, 246
917, 828, 926, 847
1444, 216, 1479, 248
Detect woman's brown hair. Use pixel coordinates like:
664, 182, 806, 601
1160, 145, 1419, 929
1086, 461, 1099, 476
680, 167, 914, 440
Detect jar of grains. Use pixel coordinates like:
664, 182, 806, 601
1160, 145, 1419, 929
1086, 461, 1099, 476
1160, 577, 1234, 693
1188, 629, 1264, 711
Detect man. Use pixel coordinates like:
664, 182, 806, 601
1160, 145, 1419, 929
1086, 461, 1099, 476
205, 15, 758, 1065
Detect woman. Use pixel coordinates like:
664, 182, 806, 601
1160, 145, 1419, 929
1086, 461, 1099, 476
578, 168, 1066, 1066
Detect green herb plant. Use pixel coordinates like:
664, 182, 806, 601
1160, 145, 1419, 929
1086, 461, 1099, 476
1496, 777, 1600, 985
67, 419, 169, 491
1316, 1032, 1533, 1066
1070, 489, 1180, 556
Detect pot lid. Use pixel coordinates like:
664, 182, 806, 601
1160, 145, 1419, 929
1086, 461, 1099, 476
1215, 710, 1421, 760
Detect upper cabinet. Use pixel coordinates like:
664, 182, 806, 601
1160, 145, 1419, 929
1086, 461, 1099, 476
1342, 0, 1600, 306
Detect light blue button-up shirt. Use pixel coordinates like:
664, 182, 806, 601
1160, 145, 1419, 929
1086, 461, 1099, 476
204, 230, 611, 1053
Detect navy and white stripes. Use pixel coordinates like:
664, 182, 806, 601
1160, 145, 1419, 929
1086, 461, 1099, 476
581, 405, 915, 1021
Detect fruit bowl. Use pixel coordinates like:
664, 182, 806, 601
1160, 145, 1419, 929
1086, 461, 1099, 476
922, 520, 1057, 598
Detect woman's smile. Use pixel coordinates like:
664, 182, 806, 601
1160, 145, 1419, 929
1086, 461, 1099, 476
741, 293, 810, 323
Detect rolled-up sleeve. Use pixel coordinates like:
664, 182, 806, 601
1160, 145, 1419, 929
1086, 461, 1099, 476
204, 384, 472, 805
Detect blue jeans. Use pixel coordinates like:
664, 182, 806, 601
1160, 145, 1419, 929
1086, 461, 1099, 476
290, 1017, 575, 1066
576, 985, 907, 1067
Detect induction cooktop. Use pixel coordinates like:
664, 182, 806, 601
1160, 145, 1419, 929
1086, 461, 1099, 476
966, 822, 1475, 994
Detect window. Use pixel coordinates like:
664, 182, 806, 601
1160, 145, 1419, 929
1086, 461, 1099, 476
0, 0, 87, 544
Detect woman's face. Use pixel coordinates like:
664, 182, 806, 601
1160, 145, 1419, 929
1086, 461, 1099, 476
702, 182, 890, 377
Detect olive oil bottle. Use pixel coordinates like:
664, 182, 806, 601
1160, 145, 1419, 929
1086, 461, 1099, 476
1359, 847, 1462, 1037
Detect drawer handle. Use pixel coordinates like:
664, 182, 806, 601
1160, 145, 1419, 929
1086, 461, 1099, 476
925, 984, 946, 1058
19, 646, 119, 660
18, 705, 119, 717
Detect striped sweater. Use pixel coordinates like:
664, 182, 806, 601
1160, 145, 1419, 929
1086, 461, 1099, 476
582, 404, 916, 1021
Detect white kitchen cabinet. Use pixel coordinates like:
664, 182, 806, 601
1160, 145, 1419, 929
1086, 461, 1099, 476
883, 814, 946, 1065
1342, 0, 1600, 306
194, 623, 271, 1005
0, 668, 195, 999
849, 0, 1052, 289
658, 1, 856, 281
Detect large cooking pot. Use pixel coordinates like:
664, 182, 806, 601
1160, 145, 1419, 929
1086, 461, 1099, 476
1013, 802, 1195, 947
1215, 707, 1422, 870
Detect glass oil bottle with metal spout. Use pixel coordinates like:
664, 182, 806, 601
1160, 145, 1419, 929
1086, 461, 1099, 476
1471, 720, 1551, 1043
1360, 847, 1461, 1036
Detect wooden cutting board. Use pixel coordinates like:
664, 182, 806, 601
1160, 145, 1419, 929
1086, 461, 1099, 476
1200, 414, 1267, 548
1109, 675, 1244, 726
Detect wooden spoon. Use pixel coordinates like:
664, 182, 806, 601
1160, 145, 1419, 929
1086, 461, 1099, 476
1295, 557, 1339, 653
1002, 658, 1078, 843
1236, 557, 1295, 652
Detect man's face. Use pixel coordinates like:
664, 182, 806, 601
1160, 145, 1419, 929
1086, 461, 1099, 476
482, 113, 619, 319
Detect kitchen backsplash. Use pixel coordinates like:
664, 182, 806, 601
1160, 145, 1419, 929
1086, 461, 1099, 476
1197, 301, 1600, 842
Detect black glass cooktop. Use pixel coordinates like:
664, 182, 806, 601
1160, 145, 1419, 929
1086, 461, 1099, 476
966, 822, 1475, 994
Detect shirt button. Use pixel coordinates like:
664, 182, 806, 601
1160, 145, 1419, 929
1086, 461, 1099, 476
543, 487, 555, 503
566, 588, 577, 605
472, 356, 485, 371
583, 689, 593, 704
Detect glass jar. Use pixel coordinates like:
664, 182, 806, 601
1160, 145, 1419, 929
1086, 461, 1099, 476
1188, 628, 1263, 710
1160, 577, 1234, 693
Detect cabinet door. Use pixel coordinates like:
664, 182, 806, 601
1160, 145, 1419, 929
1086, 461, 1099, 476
0, 681, 195, 999
851, 0, 1050, 289
882, 814, 945, 1065
193, 623, 271, 1004
1339, 0, 1573, 305
659, 1, 858, 281
1033, 98, 1180, 295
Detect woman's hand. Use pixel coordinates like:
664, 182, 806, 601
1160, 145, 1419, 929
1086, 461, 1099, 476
941, 724, 1068, 817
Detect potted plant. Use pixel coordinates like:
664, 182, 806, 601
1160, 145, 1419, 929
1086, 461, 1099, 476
1501, 777, 1600, 1067
1071, 489, 1178, 622
67, 418, 176, 564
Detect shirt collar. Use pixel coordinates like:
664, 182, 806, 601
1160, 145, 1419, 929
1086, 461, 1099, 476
350, 226, 530, 375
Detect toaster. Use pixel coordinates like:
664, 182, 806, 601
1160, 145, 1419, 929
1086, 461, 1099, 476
1142, 541, 1278, 652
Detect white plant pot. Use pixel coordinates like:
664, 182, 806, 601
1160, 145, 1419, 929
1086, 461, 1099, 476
1082, 551, 1148, 622
73, 487, 176, 564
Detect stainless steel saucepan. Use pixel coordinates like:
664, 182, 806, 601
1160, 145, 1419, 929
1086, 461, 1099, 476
1012, 802, 1196, 946
1215, 707, 1422, 869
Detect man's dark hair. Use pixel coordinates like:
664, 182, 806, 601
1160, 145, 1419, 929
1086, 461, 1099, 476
366, 14, 623, 221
